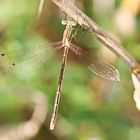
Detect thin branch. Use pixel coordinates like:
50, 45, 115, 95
52, 0, 140, 81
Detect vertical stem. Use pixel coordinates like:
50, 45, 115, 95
50, 46, 69, 130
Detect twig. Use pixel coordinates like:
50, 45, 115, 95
52, 0, 140, 81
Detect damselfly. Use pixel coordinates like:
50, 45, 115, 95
0, 15, 120, 131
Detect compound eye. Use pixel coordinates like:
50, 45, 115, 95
61, 20, 67, 25
71, 21, 77, 26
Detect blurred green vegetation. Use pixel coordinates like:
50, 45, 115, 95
0, 0, 140, 140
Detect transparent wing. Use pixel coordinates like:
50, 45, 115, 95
69, 42, 120, 81
0, 41, 63, 77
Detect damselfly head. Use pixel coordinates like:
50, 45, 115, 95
61, 19, 76, 26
